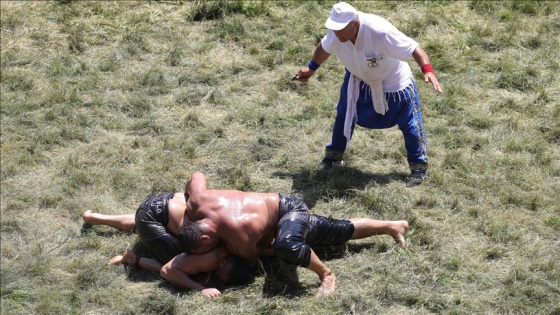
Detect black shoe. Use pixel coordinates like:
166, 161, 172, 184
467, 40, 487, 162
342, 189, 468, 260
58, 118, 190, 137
407, 162, 427, 187
406, 170, 425, 187
319, 157, 344, 170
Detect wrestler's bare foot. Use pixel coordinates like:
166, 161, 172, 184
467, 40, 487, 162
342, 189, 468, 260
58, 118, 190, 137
390, 220, 409, 248
316, 272, 336, 297
82, 210, 99, 225
82, 210, 91, 224
109, 255, 124, 265
109, 249, 137, 266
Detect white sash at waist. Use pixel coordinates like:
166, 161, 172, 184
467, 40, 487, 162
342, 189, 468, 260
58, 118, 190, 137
343, 75, 388, 149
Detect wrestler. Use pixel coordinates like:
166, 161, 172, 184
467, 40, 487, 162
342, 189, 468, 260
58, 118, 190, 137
109, 246, 252, 298
85, 171, 408, 297
180, 171, 408, 296
83, 192, 190, 264
83, 192, 229, 297
180, 172, 334, 296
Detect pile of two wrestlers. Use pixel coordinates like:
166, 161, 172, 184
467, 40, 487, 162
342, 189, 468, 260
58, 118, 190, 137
85, 171, 408, 297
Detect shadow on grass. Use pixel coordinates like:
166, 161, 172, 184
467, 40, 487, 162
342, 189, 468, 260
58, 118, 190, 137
273, 167, 407, 209
258, 256, 306, 298
313, 242, 378, 260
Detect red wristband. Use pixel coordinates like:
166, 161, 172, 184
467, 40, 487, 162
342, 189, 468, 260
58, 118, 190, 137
421, 64, 433, 74
134, 255, 141, 267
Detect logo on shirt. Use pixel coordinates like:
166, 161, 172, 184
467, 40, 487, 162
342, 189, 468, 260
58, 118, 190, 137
367, 56, 383, 68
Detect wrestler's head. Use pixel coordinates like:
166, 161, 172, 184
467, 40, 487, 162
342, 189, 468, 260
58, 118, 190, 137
214, 254, 253, 285
178, 219, 220, 254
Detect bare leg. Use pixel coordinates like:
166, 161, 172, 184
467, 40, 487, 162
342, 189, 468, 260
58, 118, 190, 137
82, 210, 136, 232
350, 219, 409, 248
306, 249, 336, 296
109, 249, 163, 274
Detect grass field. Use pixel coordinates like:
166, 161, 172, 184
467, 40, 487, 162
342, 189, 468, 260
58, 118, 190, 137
1, 1, 559, 314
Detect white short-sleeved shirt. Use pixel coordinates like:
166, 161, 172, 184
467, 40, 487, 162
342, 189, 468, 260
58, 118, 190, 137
321, 12, 418, 92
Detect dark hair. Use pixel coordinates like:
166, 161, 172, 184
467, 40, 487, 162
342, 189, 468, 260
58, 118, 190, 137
178, 221, 202, 253
223, 255, 253, 286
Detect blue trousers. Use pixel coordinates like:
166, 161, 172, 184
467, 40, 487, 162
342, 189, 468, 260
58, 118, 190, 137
326, 70, 428, 165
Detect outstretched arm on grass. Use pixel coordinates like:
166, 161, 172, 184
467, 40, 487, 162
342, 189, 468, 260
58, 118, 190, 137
110, 246, 229, 298
160, 246, 229, 298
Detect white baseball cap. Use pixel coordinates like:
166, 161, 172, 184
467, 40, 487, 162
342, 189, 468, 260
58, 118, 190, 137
324, 2, 358, 31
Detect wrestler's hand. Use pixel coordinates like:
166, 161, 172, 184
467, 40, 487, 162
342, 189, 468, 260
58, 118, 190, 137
200, 288, 221, 298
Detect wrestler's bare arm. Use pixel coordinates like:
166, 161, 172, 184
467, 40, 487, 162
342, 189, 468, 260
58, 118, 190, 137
184, 172, 208, 198
160, 246, 229, 298
163, 246, 227, 275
